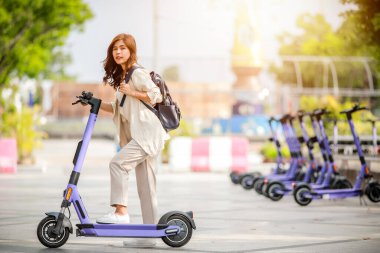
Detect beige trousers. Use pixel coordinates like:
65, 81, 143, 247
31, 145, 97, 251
109, 139, 157, 224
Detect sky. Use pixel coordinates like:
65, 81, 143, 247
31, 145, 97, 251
64, 0, 351, 84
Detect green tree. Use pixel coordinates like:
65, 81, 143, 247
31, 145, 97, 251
340, 0, 380, 68
272, 13, 369, 89
273, 0, 380, 90
0, 0, 93, 164
339, 0, 380, 112
0, 0, 93, 86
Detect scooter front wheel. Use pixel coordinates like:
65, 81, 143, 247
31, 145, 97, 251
267, 182, 284, 201
241, 175, 255, 190
230, 172, 240, 184
294, 186, 312, 206
162, 215, 192, 247
37, 216, 70, 248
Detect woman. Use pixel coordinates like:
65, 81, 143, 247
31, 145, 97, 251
96, 33, 168, 225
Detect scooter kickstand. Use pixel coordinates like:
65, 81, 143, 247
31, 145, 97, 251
359, 194, 368, 206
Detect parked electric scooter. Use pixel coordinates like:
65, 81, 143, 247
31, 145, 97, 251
254, 114, 304, 195
265, 109, 352, 201
233, 117, 286, 189
365, 119, 379, 156
295, 109, 352, 189
37, 92, 196, 248
265, 110, 320, 201
293, 105, 380, 206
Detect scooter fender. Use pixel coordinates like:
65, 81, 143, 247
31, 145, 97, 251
252, 176, 264, 184
45, 212, 73, 234
294, 183, 311, 191
268, 181, 286, 189
158, 211, 196, 230
269, 181, 286, 190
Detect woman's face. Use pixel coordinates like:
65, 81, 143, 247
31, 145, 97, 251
112, 40, 130, 67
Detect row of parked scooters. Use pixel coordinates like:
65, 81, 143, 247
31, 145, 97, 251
230, 105, 380, 206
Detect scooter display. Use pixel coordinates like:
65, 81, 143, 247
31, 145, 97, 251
293, 105, 380, 206
36, 92, 196, 248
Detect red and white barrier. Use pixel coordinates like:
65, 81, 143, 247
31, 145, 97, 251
169, 136, 248, 173
0, 138, 18, 173
191, 137, 209, 172
168, 137, 192, 172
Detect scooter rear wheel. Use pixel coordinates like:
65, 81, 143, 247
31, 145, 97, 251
294, 186, 312, 206
162, 215, 192, 247
366, 183, 380, 203
37, 216, 70, 248
333, 179, 352, 189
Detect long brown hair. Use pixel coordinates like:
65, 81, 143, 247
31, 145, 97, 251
103, 33, 138, 90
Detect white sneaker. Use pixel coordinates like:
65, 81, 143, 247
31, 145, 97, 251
96, 212, 130, 224
123, 238, 157, 248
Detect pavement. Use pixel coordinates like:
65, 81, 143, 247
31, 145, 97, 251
0, 139, 380, 253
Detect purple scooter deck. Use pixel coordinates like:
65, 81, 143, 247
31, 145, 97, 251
77, 223, 180, 237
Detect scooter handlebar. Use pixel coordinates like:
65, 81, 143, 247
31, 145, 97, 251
312, 108, 331, 117
72, 91, 94, 105
340, 104, 368, 115
279, 114, 291, 123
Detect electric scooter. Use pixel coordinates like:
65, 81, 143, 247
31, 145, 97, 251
293, 109, 352, 190
293, 105, 380, 206
365, 119, 379, 156
254, 114, 304, 195
232, 117, 285, 189
265, 110, 321, 201
37, 91, 196, 248
265, 110, 352, 201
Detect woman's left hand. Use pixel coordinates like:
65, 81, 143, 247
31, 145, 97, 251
119, 82, 135, 96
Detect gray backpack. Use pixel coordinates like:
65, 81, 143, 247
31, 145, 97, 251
119, 66, 181, 131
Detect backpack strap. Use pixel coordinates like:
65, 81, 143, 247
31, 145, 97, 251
119, 65, 141, 106
141, 100, 159, 117
118, 66, 163, 128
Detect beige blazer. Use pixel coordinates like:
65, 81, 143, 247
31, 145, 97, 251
111, 67, 169, 157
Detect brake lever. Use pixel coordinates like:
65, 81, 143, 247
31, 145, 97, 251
72, 96, 88, 105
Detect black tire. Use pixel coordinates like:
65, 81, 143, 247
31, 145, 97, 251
254, 178, 265, 195
241, 175, 255, 190
267, 182, 284, 201
37, 216, 69, 248
333, 179, 352, 189
162, 215, 192, 247
230, 172, 240, 184
294, 186, 312, 206
366, 183, 380, 203
262, 182, 270, 197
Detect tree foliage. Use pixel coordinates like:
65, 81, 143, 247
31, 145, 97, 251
339, 0, 380, 77
272, 1, 380, 91
0, 0, 93, 86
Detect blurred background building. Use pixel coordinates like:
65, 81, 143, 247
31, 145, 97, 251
1, 0, 379, 172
